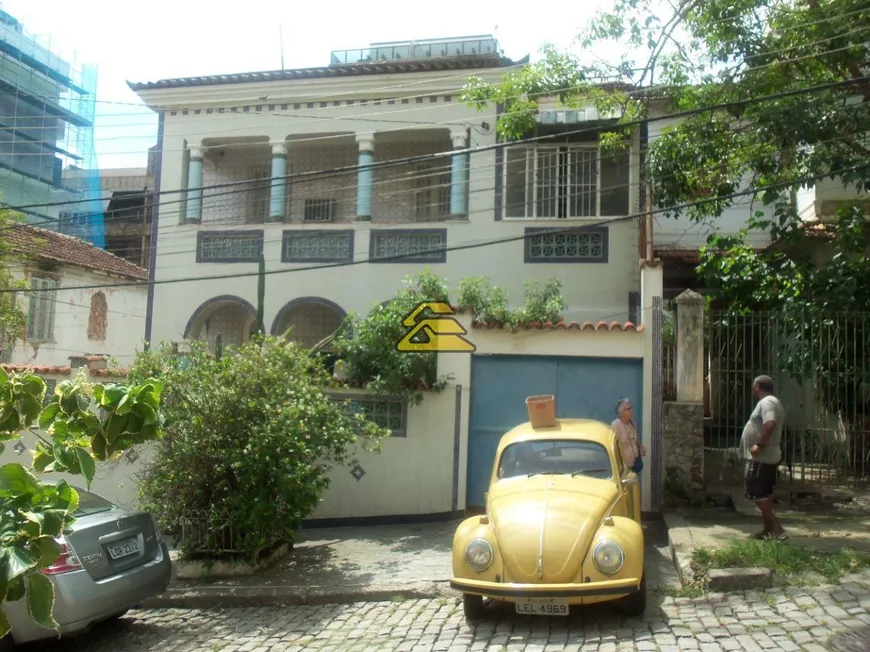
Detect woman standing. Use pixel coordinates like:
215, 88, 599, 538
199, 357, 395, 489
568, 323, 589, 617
611, 398, 646, 473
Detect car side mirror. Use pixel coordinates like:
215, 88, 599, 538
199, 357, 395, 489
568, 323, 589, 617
621, 470, 639, 487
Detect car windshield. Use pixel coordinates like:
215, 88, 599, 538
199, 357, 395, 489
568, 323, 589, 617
73, 488, 117, 517
497, 440, 613, 480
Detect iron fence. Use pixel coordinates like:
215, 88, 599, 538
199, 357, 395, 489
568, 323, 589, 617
705, 310, 870, 489
179, 509, 287, 556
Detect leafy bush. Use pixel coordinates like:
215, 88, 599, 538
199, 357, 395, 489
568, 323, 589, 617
0, 368, 164, 637
128, 336, 388, 561
334, 270, 452, 405
335, 271, 568, 403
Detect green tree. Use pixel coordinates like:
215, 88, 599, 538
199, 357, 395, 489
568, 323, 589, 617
0, 369, 164, 638
128, 336, 389, 561
461, 0, 870, 433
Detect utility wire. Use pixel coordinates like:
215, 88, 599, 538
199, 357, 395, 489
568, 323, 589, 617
6, 161, 867, 295
7, 72, 869, 217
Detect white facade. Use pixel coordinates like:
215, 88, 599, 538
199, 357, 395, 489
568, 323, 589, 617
132, 47, 646, 349
6, 264, 147, 368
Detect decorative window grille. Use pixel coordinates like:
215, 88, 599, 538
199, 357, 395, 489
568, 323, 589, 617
330, 394, 408, 437
26, 276, 58, 342
370, 229, 446, 263
504, 143, 630, 219
197, 231, 263, 263
282, 230, 353, 263
524, 227, 608, 263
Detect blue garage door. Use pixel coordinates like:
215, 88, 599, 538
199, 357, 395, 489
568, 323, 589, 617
466, 354, 644, 509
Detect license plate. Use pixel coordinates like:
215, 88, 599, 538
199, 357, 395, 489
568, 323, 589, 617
107, 537, 141, 560
514, 599, 570, 616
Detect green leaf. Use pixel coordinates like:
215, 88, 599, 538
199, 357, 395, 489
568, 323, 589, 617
116, 393, 133, 416
0, 545, 36, 586
31, 538, 62, 571
0, 366, 8, 384
0, 463, 39, 494
100, 386, 126, 408
0, 409, 19, 435
26, 573, 58, 632
75, 393, 90, 413
39, 510, 70, 538
38, 403, 60, 429
93, 384, 104, 403
91, 432, 109, 461
74, 448, 96, 488
106, 413, 128, 440
4, 575, 24, 602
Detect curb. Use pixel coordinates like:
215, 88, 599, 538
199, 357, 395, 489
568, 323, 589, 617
140, 580, 457, 609
662, 511, 694, 587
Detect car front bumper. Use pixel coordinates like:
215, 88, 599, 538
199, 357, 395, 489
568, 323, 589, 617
450, 576, 641, 601
7, 542, 173, 644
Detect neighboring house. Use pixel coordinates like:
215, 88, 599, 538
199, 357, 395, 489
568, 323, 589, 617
0, 224, 150, 509
1, 224, 148, 366
64, 165, 155, 269
0, 10, 105, 244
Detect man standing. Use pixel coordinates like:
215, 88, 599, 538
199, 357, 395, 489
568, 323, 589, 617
738, 375, 788, 541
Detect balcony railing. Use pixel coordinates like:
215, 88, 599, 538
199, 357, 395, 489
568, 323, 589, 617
330, 38, 499, 65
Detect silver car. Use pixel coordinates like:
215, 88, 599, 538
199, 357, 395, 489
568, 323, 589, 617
1, 487, 172, 646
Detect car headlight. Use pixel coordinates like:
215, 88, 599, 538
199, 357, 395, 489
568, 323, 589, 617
465, 538, 493, 572
592, 539, 625, 575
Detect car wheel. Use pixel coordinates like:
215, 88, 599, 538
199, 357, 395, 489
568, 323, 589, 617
619, 573, 647, 616
462, 593, 485, 621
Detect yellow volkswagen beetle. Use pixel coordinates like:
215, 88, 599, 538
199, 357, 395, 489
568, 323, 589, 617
450, 417, 645, 620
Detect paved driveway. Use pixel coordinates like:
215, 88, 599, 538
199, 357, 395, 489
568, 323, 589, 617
25, 524, 870, 651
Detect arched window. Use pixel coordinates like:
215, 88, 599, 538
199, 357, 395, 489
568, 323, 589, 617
87, 292, 108, 341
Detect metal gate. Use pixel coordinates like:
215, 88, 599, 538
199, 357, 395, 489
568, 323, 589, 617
706, 311, 870, 489
466, 354, 644, 508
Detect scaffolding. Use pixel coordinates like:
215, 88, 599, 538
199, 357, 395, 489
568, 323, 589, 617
0, 7, 104, 248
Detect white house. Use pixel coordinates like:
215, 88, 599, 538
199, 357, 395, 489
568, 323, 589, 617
127, 34, 754, 521
0, 224, 150, 508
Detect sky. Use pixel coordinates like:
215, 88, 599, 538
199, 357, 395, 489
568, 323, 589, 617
2, 0, 613, 170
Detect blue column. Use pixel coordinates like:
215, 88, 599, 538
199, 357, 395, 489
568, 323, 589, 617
450, 131, 469, 217
185, 146, 203, 223
356, 134, 374, 222
268, 141, 288, 222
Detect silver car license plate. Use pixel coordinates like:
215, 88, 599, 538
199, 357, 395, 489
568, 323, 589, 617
107, 536, 141, 560
514, 599, 569, 616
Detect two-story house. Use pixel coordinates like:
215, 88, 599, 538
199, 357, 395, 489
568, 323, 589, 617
129, 35, 646, 353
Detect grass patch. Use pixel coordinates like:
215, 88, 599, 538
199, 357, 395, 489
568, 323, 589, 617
691, 539, 870, 585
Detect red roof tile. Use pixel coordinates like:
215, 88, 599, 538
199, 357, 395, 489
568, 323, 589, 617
472, 320, 644, 333
6, 225, 148, 282
90, 368, 129, 378
1, 364, 72, 375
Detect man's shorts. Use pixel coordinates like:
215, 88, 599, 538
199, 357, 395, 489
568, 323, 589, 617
745, 460, 778, 501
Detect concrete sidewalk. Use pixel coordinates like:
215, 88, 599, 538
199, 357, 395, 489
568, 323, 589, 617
665, 497, 870, 587
147, 520, 460, 608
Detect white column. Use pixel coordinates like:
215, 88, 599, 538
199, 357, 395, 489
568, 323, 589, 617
268, 141, 288, 222
675, 289, 706, 403
185, 145, 204, 223
640, 261, 664, 514
356, 134, 374, 222
449, 130, 469, 217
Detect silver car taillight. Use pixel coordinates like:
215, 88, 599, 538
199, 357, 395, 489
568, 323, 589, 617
42, 540, 83, 575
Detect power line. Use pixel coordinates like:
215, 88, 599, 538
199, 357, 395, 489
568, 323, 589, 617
6, 72, 869, 218
6, 161, 867, 295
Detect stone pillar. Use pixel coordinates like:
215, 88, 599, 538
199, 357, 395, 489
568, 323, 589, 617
662, 288, 707, 498
355, 134, 374, 222
185, 145, 204, 223
268, 141, 288, 223
675, 289, 705, 403
449, 130, 469, 218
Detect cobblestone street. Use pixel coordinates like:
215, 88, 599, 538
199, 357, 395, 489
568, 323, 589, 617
33, 577, 870, 652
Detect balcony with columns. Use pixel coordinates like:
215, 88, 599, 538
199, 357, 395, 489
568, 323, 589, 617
181, 128, 470, 266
